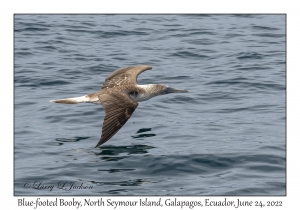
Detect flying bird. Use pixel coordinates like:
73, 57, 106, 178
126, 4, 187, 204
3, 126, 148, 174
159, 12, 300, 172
51, 65, 188, 147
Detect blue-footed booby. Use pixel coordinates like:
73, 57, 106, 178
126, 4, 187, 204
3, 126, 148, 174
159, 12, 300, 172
51, 65, 188, 147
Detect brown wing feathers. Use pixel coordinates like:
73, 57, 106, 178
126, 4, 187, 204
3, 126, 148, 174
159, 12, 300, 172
101, 65, 152, 89
95, 92, 138, 147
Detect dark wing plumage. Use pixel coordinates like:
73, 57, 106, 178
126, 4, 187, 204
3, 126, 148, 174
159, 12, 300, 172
95, 91, 138, 147
101, 65, 152, 89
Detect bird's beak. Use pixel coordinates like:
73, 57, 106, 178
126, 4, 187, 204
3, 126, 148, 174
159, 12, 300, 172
168, 87, 188, 93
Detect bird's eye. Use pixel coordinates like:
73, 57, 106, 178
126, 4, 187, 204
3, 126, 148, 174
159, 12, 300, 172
131, 92, 137, 96
163, 87, 170, 95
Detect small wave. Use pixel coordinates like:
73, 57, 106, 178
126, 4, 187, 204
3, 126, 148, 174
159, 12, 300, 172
231, 14, 256, 18
252, 33, 285, 38
224, 33, 245, 38
171, 51, 209, 59
56, 136, 90, 143
15, 27, 49, 32
236, 52, 264, 60
92, 30, 148, 38
184, 38, 215, 45
36, 46, 57, 51
94, 144, 156, 157
252, 25, 279, 31
15, 51, 34, 57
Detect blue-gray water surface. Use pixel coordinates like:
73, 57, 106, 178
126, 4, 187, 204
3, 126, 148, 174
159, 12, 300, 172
14, 14, 286, 196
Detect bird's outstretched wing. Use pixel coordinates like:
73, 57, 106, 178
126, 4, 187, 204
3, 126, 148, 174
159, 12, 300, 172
101, 65, 152, 89
95, 91, 138, 147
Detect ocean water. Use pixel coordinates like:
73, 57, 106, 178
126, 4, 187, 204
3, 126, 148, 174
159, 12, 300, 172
14, 14, 286, 196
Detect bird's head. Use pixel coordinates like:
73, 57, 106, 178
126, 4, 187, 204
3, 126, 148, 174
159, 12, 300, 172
160, 84, 188, 95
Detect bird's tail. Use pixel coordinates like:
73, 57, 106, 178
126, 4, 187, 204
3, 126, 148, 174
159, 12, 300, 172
50, 95, 88, 104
